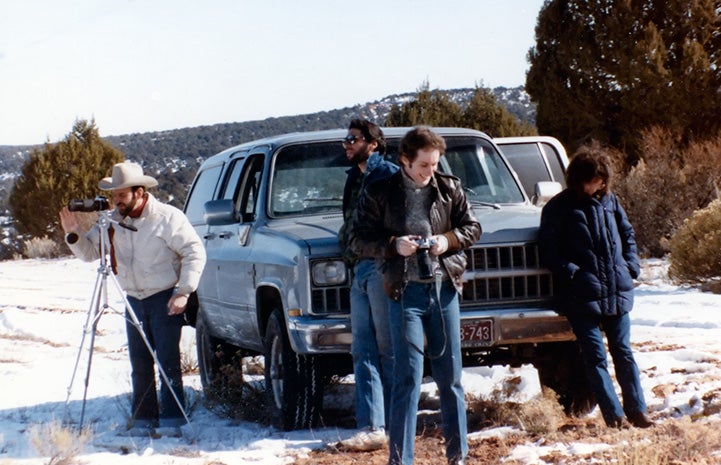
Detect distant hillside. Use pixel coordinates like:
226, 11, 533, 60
0, 86, 534, 209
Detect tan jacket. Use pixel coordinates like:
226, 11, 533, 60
67, 193, 206, 300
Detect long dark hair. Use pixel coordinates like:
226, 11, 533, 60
566, 145, 612, 196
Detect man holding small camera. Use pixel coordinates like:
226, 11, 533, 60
59, 161, 206, 435
350, 127, 481, 465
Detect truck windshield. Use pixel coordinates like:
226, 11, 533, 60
435, 137, 526, 204
270, 142, 347, 217
269, 136, 524, 218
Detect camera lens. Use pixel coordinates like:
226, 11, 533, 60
416, 248, 434, 280
68, 196, 110, 212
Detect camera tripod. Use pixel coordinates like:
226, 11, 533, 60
63, 210, 190, 430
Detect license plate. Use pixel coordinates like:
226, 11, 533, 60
460, 318, 493, 347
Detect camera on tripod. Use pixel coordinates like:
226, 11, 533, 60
68, 196, 110, 212
415, 237, 437, 280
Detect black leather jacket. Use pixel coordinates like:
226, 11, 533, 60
349, 170, 481, 300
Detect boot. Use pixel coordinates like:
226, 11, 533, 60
627, 412, 654, 428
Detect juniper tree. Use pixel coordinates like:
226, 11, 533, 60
385, 81, 463, 127
386, 82, 535, 137
9, 119, 124, 243
526, 0, 721, 163
462, 86, 537, 138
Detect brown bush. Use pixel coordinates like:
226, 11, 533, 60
614, 127, 721, 257
667, 199, 721, 283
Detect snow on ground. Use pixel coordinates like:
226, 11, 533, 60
0, 257, 720, 464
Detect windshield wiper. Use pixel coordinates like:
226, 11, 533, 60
470, 200, 501, 210
464, 188, 501, 209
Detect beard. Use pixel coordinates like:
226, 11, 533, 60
348, 149, 370, 165
117, 196, 137, 217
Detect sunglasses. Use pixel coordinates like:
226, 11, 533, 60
342, 134, 365, 145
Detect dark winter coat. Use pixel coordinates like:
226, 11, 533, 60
338, 152, 398, 265
349, 170, 481, 300
538, 189, 640, 317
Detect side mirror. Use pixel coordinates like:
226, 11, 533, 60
203, 199, 238, 225
532, 181, 562, 207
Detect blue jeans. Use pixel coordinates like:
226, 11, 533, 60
350, 259, 393, 430
387, 280, 467, 465
567, 311, 647, 425
126, 288, 186, 426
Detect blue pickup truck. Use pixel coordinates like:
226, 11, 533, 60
183, 128, 590, 431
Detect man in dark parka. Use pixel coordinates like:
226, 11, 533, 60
538, 146, 653, 429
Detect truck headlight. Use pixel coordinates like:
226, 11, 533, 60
311, 260, 347, 286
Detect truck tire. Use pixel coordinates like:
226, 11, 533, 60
196, 312, 242, 399
535, 341, 596, 416
264, 308, 323, 431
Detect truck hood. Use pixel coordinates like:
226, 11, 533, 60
264, 204, 542, 252
472, 204, 541, 244
264, 215, 344, 255
269, 215, 343, 240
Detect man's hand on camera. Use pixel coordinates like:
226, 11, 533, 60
395, 235, 421, 257
168, 294, 188, 315
430, 235, 448, 255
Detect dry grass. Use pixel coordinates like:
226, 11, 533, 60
27, 421, 92, 465
467, 382, 566, 435
22, 236, 62, 259
0, 332, 67, 347
297, 415, 721, 465
202, 357, 270, 424
180, 337, 198, 375
294, 387, 721, 465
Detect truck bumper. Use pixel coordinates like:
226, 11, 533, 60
461, 307, 575, 346
286, 316, 352, 354
285, 308, 573, 355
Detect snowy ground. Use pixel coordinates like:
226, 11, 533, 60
0, 257, 720, 464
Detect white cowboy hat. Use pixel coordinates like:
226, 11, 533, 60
98, 162, 158, 190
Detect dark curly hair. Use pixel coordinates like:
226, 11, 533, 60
348, 118, 386, 155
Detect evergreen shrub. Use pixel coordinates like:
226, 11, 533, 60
668, 199, 721, 283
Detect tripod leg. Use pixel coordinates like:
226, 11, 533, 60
63, 266, 105, 426
78, 270, 110, 428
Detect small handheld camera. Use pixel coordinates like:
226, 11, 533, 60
415, 238, 437, 280
68, 196, 110, 212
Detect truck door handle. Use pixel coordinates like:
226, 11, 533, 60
218, 231, 233, 239
203, 233, 216, 240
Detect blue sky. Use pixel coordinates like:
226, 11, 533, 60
0, 0, 545, 146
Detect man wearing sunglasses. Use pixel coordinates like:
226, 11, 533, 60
337, 119, 398, 451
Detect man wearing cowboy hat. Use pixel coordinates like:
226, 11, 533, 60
60, 161, 206, 434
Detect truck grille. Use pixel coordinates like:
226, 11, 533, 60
310, 244, 552, 313
461, 244, 553, 306
311, 287, 350, 314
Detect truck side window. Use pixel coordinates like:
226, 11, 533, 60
237, 155, 264, 222
221, 155, 247, 201
500, 143, 553, 198
184, 164, 223, 225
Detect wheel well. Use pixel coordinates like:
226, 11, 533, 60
256, 286, 283, 338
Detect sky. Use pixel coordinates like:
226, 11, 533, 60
1, 257, 720, 463
0, 0, 546, 146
